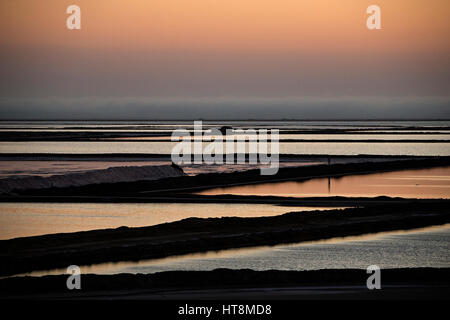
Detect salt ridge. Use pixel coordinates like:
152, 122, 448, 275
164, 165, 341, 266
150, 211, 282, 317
0, 165, 185, 194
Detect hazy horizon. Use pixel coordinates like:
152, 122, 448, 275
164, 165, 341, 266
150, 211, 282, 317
1, 0, 449, 120
0, 96, 449, 120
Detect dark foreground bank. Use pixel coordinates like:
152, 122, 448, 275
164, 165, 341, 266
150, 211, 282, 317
1, 268, 449, 300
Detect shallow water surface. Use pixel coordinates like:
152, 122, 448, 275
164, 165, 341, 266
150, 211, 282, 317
17, 224, 450, 277
1, 141, 449, 156
198, 166, 450, 199
0, 202, 332, 240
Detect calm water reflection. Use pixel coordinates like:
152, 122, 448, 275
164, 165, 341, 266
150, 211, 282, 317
1, 141, 449, 156
198, 166, 450, 199
0, 202, 335, 240
18, 224, 450, 277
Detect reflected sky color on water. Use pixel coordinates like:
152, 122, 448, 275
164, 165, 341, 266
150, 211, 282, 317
1, 141, 449, 156
198, 166, 450, 199
0, 202, 337, 240
17, 224, 450, 277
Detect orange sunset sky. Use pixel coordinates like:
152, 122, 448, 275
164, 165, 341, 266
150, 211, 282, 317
0, 0, 449, 119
